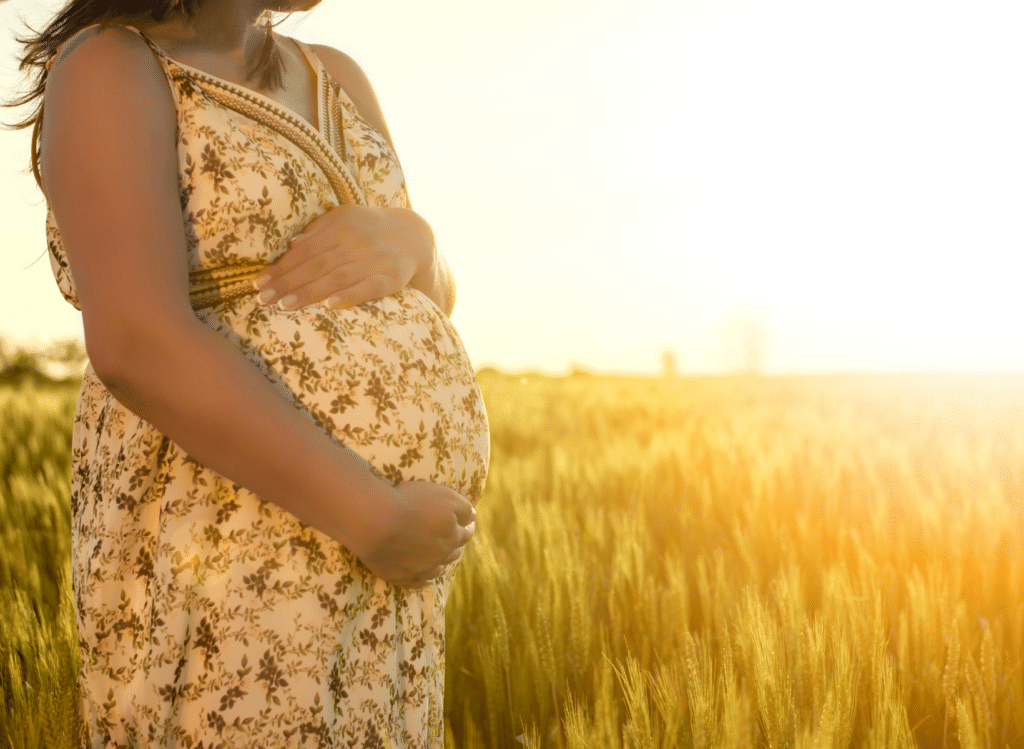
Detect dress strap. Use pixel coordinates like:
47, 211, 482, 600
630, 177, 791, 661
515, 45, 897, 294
45, 23, 145, 72
290, 38, 323, 80
291, 38, 359, 110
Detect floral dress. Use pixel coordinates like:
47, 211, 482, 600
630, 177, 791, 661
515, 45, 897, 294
42, 22, 489, 749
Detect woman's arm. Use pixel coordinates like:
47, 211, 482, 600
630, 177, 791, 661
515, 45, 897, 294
256, 203, 456, 316
40, 25, 471, 583
93, 312, 469, 583
249, 41, 456, 317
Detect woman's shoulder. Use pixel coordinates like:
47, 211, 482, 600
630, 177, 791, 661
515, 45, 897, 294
302, 42, 370, 104
40, 23, 177, 200
45, 22, 155, 76
300, 40, 395, 149
42, 22, 174, 137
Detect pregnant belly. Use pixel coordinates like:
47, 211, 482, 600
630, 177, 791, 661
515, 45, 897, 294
197, 287, 490, 504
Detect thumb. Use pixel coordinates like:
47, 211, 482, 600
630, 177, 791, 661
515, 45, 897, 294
452, 495, 476, 526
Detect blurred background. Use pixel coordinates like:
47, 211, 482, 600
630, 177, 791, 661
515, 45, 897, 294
1, 0, 1022, 376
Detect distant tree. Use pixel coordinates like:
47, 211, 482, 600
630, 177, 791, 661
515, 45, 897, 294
739, 318, 769, 375
720, 309, 770, 375
42, 337, 88, 368
661, 348, 678, 379
0, 337, 45, 385
40, 336, 88, 380
0, 335, 88, 385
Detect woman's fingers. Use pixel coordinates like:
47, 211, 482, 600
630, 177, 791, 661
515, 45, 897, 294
443, 546, 464, 565
452, 518, 475, 549
368, 481, 477, 587
452, 497, 476, 527
260, 230, 331, 281
393, 563, 448, 589
256, 254, 348, 307
256, 226, 414, 310
326, 273, 398, 310
258, 262, 402, 311
378, 535, 469, 588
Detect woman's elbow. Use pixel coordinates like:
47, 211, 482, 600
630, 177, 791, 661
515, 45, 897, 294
84, 311, 193, 389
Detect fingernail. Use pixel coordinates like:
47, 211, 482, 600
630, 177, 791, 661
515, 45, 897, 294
257, 288, 277, 304
253, 273, 272, 291
278, 294, 298, 310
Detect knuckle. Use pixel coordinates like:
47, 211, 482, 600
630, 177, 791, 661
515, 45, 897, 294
380, 257, 399, 277
327, 265, 351, 289
309, 252, 331, 276
276, 271, 302, 296
283, 240, 306, 262
353, 223, 373, 243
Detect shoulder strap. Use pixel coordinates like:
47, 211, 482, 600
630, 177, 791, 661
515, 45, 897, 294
45, 23, 145, 72
289, 38, 358, 107
290, 38, 323, 79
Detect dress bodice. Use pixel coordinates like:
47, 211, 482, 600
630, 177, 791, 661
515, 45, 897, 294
43, 22, 410, 312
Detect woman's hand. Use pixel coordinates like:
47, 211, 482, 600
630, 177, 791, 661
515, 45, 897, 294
252, 204, 455, 315
352, 480, 476, 588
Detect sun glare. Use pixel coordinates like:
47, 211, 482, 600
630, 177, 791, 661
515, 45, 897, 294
1, 0, 1022, 373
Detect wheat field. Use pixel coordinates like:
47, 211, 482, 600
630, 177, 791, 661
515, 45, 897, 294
1, 372, 1022, 748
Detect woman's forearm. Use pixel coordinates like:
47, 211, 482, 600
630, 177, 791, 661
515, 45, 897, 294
411, 249, 456, 317
93, 313, 398, 553
383, 207, 456, 316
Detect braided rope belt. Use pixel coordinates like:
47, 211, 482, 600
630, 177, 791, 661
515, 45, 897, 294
189, 262, 270, 311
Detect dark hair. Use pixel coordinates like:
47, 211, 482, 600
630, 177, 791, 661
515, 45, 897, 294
2, 0, 297, 192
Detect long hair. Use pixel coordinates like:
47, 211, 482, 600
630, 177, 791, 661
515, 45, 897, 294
1, 0, 297, 192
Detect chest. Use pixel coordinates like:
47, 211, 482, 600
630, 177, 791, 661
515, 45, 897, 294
147, 34, 322, 134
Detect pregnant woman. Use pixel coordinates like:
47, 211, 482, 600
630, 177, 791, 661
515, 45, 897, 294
15, 0, 490, 745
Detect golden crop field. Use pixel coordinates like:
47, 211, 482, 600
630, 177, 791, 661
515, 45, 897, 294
1, 372, 1023, 748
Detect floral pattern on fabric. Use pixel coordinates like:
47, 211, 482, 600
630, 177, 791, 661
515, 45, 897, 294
44, 23, 488, 749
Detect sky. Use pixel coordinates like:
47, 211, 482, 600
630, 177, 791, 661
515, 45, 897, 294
1, 0, 1023, 375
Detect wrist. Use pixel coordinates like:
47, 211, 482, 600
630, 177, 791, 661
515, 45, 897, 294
335, 467, 403, 558
383, 207, 436, 288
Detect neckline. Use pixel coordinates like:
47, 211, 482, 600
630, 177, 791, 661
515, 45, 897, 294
131, 25, 366, 206
133, 25, 328, 144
